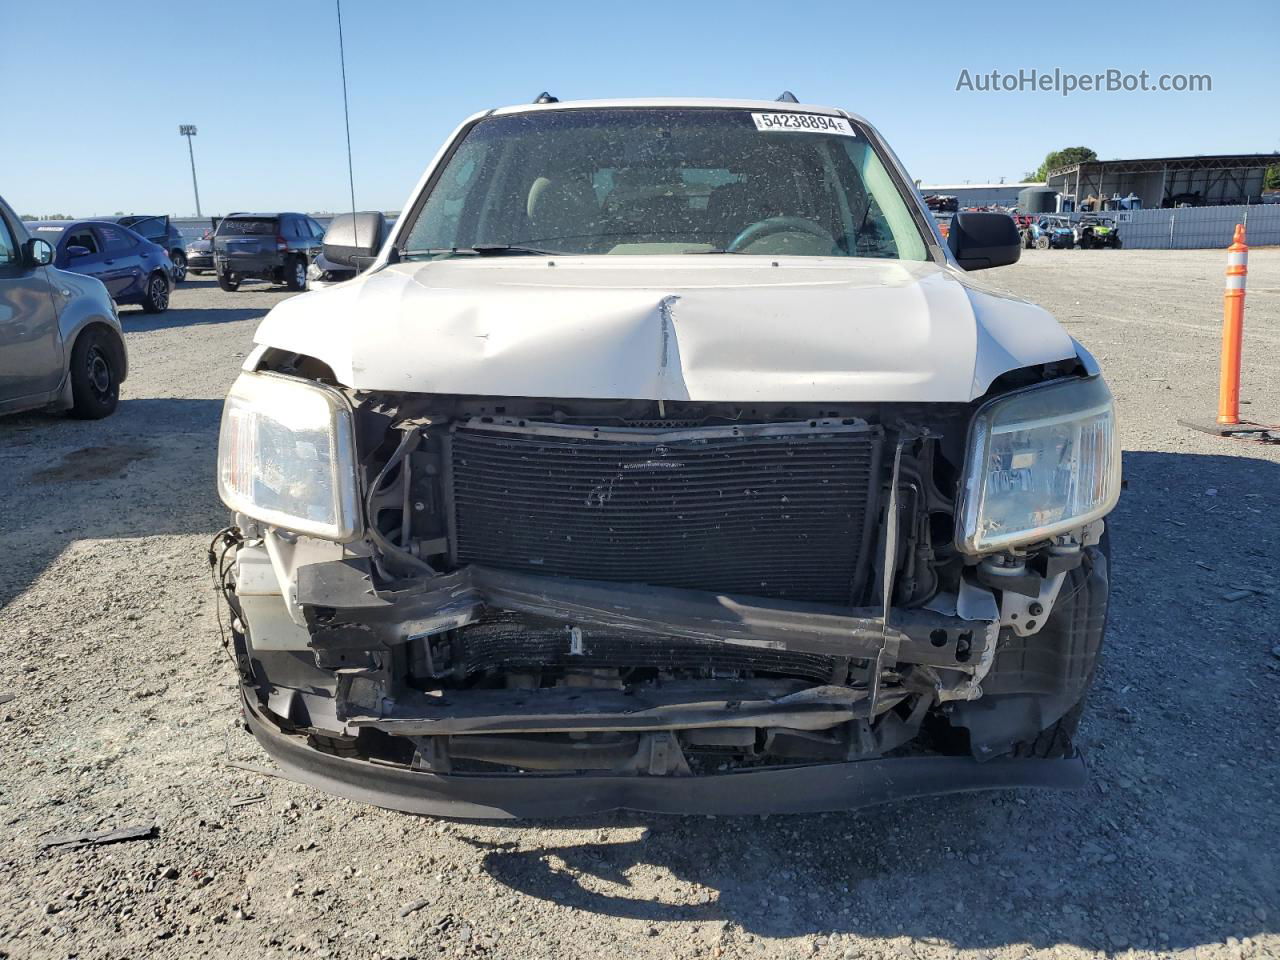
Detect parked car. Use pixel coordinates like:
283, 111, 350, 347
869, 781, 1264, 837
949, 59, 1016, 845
1035, 216, 1076, 249
212, 213, 325, 291
306, 211, 388, 288
102, 215, 188, 281
24, 219, 172, 312
216, 96, 1119, 818
185, 230, 214, 274
1, 195, 128, 418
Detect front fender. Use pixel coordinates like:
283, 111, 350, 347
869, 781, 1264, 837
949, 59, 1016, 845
51, 268, 128, 384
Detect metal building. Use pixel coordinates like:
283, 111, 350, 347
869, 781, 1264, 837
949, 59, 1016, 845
1045, 154, 1279, 210
915, 183, 1039, 209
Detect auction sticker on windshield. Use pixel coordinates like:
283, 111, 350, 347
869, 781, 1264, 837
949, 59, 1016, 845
751, 113, 855, 135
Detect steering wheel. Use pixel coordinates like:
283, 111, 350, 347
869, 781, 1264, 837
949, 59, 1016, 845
727, 216, 836, 253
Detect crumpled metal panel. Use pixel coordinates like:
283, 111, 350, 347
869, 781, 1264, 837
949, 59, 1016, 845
251, 257, 1076, 403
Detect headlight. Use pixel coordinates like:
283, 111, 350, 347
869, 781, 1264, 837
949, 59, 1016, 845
217, 372, 360, 540
957, 377, 1119, 554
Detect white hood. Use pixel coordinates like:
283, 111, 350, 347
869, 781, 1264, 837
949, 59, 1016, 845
252, 257, 1076, 403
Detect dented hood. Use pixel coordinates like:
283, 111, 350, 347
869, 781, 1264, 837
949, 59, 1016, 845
252, 257, 1076, 402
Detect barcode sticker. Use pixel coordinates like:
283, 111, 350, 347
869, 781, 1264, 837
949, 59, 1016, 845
751, 113, 855, 135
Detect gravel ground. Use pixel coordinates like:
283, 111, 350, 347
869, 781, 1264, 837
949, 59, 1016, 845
1, 252, 1278, 960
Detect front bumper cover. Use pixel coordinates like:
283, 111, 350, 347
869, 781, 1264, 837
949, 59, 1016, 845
242, 691, 1087, 819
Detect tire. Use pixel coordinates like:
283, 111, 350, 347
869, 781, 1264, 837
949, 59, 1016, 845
68, 327, 121, 419
284, 257, 308, 292
170, 250, 187, 282
1008, 699, 1086, 758
1035, 236, 1050, 250
217, 270, 241, 292
141, 271, 170, 313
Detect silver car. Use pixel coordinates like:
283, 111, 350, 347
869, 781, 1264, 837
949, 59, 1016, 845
0, 194, 128, 419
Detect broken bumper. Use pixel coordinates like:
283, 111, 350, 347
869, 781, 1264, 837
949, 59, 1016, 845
242, 691, 1086, 818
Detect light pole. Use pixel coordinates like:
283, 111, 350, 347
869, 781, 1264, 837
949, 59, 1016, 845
179, 124, 202, 217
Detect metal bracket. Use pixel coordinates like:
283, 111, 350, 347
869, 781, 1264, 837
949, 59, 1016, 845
867, 438, 908, 716
640, 732, 691, 776
999, 572, 1066, 637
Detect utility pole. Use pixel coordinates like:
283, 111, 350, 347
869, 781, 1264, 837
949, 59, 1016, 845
179, 125, 202, 217
336, 0, 358, 238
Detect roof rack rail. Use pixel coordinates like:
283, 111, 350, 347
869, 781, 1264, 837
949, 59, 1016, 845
533, 92, 559, 104
776, 90, 799, 103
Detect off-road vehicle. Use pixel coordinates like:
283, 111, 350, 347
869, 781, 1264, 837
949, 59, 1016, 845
215, 96, 1119, 817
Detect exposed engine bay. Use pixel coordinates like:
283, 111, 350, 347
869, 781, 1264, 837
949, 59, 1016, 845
220, 366, 1108, 801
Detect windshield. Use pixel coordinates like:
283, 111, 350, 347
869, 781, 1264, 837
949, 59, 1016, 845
218, 217, 277, 236
400, 108, 930, 260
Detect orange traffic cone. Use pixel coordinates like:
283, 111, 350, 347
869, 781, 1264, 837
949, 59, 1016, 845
1180, 224, 1277, 439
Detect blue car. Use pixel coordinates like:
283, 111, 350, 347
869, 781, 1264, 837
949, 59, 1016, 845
23, 219, 173, 313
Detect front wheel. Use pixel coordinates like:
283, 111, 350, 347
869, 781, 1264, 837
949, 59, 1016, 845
217, 270, 241, 292
68, 328, 122, 419
170, 251, 187, 282
284, 257, 308, 292
141, 272, 170, 313
1035, 236, 1050, 250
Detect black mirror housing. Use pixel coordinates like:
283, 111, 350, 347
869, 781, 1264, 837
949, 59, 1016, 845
66, 245, 92, 260
322, 211, 387, 269
947, 212, 1021, 270
22, 237, 55, 267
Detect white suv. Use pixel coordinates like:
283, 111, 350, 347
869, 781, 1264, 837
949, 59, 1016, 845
214, 97, 1119, 818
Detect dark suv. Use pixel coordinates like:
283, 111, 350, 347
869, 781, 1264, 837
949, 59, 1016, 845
103, 215, 188, 282
212, 213, 325, 292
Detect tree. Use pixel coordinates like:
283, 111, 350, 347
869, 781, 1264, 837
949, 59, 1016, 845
1264, 164, 1280, 190
1024, 147, 1098, 183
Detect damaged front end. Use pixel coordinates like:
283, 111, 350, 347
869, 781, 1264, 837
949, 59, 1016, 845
216, 361, 1112, 817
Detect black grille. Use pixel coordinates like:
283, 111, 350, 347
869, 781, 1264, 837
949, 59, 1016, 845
449, 422, 882, 604
457, 615, 841, 683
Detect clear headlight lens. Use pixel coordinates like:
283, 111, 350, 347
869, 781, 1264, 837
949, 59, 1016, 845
217, 372, 360, 540
957, 377, 1120, 554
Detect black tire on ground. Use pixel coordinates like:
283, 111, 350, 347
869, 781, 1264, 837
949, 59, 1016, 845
284, 257, 308, 292
170, 250, 187, 282
141, 271, 170, 313
67, 327, 121, 419
1008, 699, 1086, 758
217, 270, 241, 292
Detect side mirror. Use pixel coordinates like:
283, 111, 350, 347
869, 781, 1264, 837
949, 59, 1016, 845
322, 211, 387, 269
22, 237, 55, 267
947, 212, 1021, 270
66, 245, 92, 259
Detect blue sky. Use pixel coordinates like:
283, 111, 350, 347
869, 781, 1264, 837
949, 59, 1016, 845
3, 0, 1274, 217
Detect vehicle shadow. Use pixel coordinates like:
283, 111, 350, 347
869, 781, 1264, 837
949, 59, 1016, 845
0, 397, 226, 608
121, 306, 270, 332
456, 447, 1280, 954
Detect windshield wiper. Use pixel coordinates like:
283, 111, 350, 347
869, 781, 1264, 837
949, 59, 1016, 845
402, 245, 560, 259
471, 243, 560, 256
